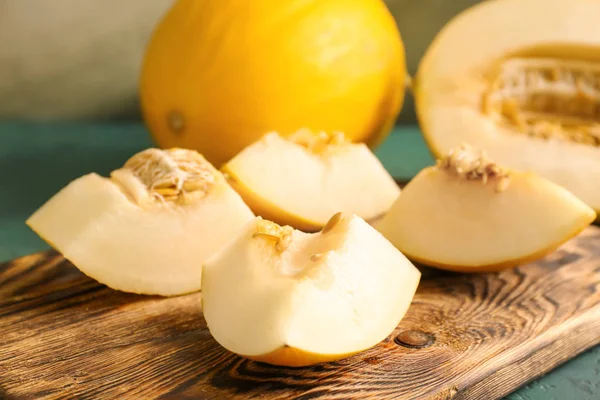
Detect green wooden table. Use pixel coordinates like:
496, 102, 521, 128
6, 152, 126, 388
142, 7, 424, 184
1, 122, 598, 399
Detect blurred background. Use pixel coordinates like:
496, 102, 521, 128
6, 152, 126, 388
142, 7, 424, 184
0, 0, 480, 124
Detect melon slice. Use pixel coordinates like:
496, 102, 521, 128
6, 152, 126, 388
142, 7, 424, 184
375, 143, 596, 272
26, 148, 255, 296
414, 0, 600, 213
201, 212, 421, 367
221, 130, 400, 232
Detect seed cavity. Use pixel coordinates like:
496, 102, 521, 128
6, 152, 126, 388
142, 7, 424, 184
288, 129, 348, 154
321, 212, 345, 234
115, 148, 218, 205
253, 219, 294, 253
438, 143, 511, 192
483, 57, 600, 146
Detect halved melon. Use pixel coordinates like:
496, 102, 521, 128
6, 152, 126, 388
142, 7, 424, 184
374, 143, 596, 272
26, 148, 255, 296
202, 212, 421, 367
221, 130, 400, 232
414, 0, 600, 213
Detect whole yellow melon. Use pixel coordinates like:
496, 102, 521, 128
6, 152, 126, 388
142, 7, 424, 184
139, 0, 407, 166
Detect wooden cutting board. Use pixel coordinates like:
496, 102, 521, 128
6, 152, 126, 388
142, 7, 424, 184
2, 226, 600, 400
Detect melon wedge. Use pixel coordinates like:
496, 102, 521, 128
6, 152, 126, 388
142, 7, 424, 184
26, 148, 255, 296
375, 144, 596, 272
414, 0, 600, 213
221, 130, 400, 232
201, 212, 421, 367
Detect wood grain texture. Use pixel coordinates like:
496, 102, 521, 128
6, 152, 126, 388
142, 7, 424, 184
1, 227, 600, 400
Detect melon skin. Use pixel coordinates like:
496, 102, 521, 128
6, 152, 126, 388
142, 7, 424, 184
26, 172, 255, 296
414, 0, 600, 214
140, 0, 408, 166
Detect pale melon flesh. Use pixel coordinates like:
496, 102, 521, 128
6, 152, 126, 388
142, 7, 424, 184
414, 0, 600, 213
375, 144, 597, 272
201, 213, 421, 367
221, 130, 400, 232
26, 148, 255, 296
